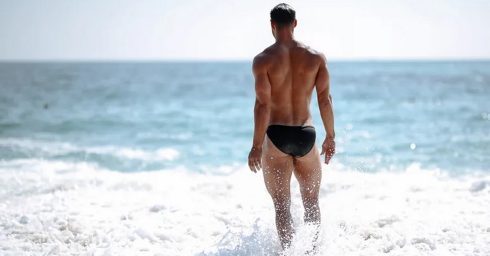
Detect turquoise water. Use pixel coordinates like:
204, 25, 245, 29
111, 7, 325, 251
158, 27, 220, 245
0, 61, 489, 173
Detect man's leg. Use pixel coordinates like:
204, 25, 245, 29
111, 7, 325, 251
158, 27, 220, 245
293, 145, 322, 254
293, 146, 322, 224
261, 135, 294, 248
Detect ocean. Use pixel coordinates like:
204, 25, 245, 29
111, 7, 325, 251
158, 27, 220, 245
0, 61, 489, 255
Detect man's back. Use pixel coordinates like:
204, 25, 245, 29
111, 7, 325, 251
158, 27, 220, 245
255, 41, 322, 126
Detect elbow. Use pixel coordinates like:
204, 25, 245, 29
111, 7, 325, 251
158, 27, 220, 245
319, 94, 333, 108
254, 100, 270, 112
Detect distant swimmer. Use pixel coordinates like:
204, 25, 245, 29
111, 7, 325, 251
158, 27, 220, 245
247, 3, 336, 250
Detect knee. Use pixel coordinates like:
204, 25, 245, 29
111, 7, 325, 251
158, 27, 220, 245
301, 185, 319, 202
271, 198, 291, 220
274, 207, 292, 222
268, 188, 290, 205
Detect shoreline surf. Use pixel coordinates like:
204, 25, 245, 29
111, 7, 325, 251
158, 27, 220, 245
1, 160, 488, 255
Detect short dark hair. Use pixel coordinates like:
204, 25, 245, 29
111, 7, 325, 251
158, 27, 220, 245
270, 3, 296, 27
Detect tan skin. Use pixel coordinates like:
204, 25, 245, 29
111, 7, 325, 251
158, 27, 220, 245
247, 19, 335, 248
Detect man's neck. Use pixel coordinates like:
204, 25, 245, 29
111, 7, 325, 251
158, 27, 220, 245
275, 30, 295, 45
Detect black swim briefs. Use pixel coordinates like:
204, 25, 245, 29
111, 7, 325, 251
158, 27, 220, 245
266, 124, 316, 157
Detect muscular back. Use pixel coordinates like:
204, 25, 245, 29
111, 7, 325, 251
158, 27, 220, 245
254, 41, 323, 126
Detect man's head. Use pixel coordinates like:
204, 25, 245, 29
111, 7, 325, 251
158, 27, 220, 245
270, 3, 297, 37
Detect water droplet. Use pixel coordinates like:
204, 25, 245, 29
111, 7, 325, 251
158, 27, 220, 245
481, 112, 490, 120
410, 143, 416, 150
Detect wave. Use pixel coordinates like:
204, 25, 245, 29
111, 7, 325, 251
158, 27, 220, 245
0, 159, 489, 255
0, 138, 179, 162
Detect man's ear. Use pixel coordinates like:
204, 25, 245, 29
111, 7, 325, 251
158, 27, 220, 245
271, 20, 278, 34
293, 19, 297, 28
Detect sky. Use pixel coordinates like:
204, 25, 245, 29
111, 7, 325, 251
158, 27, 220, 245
0, 0, 489, 61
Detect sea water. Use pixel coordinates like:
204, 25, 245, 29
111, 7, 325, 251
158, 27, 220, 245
1, 61, 489, 173
0, 61, 489, 255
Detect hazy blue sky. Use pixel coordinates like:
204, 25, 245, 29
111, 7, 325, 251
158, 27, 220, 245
1, 0, 489, 60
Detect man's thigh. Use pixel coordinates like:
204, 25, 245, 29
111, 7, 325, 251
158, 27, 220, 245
293, 146, 322, 198
261, 135, 294, 199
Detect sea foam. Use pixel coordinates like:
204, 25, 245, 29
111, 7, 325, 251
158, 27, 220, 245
0, 138, 179, 162
0, 160, 489, 255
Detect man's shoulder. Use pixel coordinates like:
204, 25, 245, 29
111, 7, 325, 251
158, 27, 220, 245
255, 44, 276, 59
296, 42, 327, 63
253, 51, 269, 64
253, 47, 275, 71
305, 47, 327, 63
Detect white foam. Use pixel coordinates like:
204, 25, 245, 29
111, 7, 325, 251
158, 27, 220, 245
0, 138, 179, 161
90, 146, 179, 161
0, 160, 489, 255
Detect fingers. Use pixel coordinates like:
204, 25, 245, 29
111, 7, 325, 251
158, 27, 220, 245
321, 141, 328, 155
324, 147, 335, 165
325, 153, 332, 164
248, 156, 261, 173
248, 155, 256, 173
253, 158, 262, 173
248, 158, 255, 172
248, 147, 263, 173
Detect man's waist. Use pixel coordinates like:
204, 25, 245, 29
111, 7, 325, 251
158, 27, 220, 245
268, 116, 314, 127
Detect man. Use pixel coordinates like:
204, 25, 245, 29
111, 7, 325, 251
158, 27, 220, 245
247, 3, 336, 249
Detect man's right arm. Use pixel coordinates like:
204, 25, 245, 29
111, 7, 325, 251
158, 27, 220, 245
315, 54, 335, 164
248, 55, 271, 172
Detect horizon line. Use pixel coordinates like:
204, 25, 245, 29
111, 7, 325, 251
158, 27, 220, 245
1, 57, 490, 63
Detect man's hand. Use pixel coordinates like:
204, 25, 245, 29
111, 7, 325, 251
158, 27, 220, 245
320, 137, 335, 164
248, 146, 262, 173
